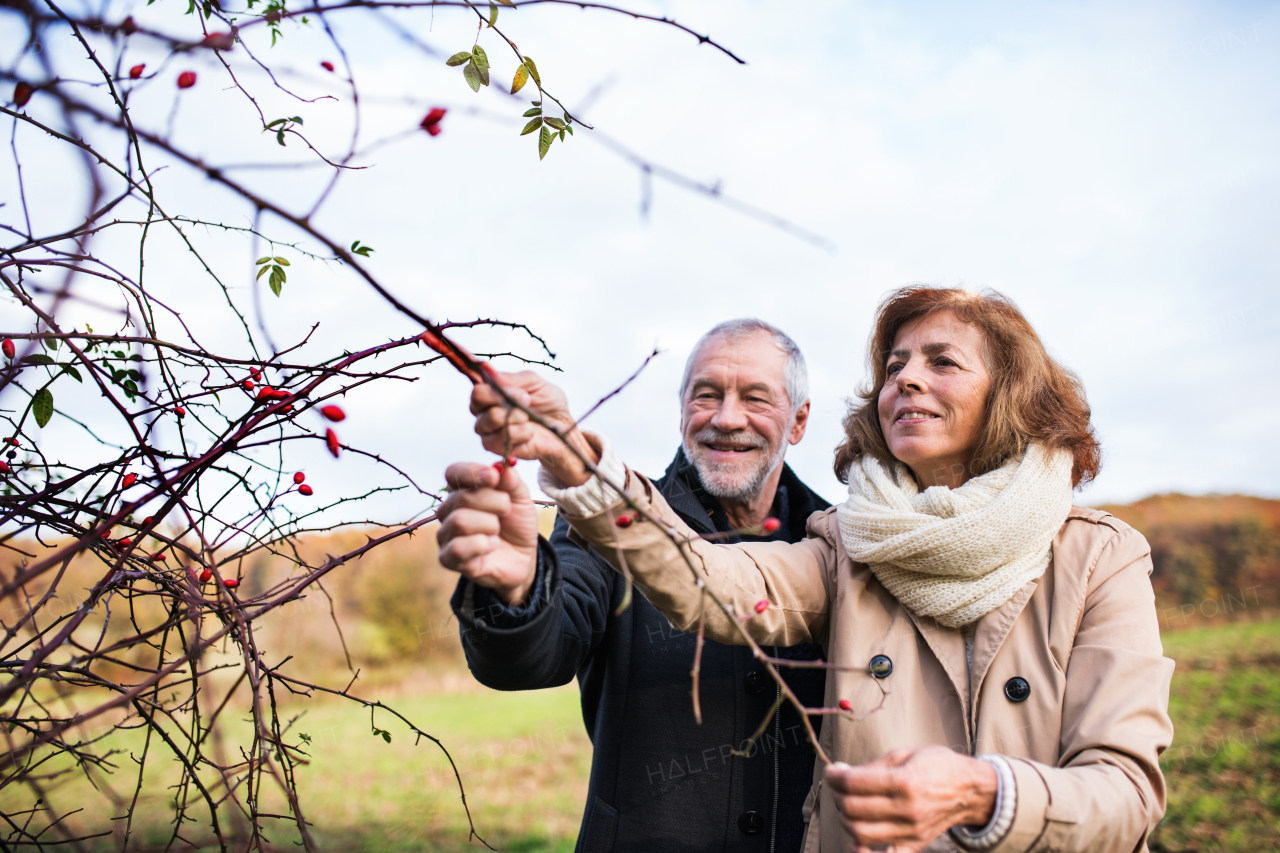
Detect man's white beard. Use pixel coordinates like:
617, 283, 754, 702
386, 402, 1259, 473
683, 427, 787, 504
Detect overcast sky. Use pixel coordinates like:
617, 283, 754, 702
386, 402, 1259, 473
7, 0, 1279, 519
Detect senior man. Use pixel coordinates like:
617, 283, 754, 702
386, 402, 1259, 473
437, 319, 829, 853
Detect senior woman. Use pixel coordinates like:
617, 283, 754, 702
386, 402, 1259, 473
439, 287, 1174, 853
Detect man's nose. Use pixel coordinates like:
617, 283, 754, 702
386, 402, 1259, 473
710, 395, 750, 432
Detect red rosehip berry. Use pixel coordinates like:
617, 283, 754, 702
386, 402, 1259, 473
2, 339, 15, 360
838, 699, 852, 712
142, 516, 153, 526
761, 517, 781, 534
200, 32, 234, 51
250, 367, 261, 379
281, 404, 293, 414
506, 455, 518, 468
244, 379, 255, 390
615, 514, 633, 528
754, 599, 769, 614
223, 577, 240, 588
320, 61, 335, 72
118, 537, 133, 549
420, 107, 447, 136
298, 484, 313, 496
122, 472, 136, 488
13, 83, 33, 108
256, 386, 273, 401
326, 428, 340, 458
129, 64, 145, 79
320, 405, 345, 422
175, 406, 186, 417
199, 568, 212, 582
121, 16, 137, 35
293, 471, 305, 484
177, 71, 197, 89
151, 551, 166, 561
6, 438, 18, 446
0, 461, 10, 474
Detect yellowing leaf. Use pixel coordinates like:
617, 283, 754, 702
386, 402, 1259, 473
511, 64, 529, 94
522, 56, 540, 87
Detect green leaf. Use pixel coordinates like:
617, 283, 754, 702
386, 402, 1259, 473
522, 56, 541, 87
472, 45, 489, 71
495, 0, 515, 5
274, 257, 290, 266
123, 379, 139, 397
43, 337, 58, 351
463, 61, 482, 93
522, 107, 541, 117
446, 51, 473, 67
519, 117, 543, 136
256, 256, 272, 265
256, 265, 271, 280
21, 354, 54, 366
61, 364, 82, 382
511, 64, 529, 95
538, 125, 552, 160
488, 3, 497, 26
381, 730, 391, 743
290, 116, 303, 124
266, 118, 287, 128
276, 129, 286, 146
544, 117, 565, 130
559, 128, 565, 142
32, 388, 53, 428
127, 369, 142, 381
269, 269, 284, 297
564, 124, 573, 136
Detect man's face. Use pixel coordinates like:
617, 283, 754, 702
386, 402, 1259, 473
680, 333, 809, 503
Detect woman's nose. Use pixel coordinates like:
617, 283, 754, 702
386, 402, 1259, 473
895, 359, 926, 392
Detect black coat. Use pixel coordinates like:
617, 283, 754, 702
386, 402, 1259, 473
451, 450, 830, 853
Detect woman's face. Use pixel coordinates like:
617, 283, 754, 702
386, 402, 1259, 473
877, 310, 992, 489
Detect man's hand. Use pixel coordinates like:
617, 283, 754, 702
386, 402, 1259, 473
824, 745, 998, 853
436, 461, 541, 606
470, 371, 598, 486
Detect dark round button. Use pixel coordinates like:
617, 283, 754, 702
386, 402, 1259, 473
744, 670, 769, 695
738, 811, 763, 835
1004, 676, 1030, 702
868, 654, 893, 678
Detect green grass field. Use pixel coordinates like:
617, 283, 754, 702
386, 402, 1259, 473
5, 619, 1278, 851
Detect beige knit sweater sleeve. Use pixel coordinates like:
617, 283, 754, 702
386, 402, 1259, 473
551, 464, 837, 650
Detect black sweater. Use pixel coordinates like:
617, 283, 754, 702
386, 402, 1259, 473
451, 449, 830, 853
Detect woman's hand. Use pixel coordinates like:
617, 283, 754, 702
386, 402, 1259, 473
470, 370, 598, 486
436, 462, 541, 605
825, 745, 998, 853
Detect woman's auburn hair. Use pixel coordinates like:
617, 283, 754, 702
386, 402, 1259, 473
834, 286, 1101, 488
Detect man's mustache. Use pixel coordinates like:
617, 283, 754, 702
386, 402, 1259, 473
691, 429, 768, 451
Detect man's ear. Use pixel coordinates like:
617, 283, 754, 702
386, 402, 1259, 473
789, 400, 810, 445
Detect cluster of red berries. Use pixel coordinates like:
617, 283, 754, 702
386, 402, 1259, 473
196, 567, 239, 588
294, 471, 313, 496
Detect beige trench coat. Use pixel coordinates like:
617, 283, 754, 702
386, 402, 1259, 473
559, 468, 1175, 853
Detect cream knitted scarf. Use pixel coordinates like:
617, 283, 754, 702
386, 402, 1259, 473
836, 444, 1075, 628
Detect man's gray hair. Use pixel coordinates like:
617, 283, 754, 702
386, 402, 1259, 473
678, 319, 809, 415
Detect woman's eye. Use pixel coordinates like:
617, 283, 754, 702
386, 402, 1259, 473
886, 363, 903, 375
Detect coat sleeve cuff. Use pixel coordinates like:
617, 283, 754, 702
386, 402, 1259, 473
950, 754, 1017, 850
986, 757, 1051, 853
538, 433, 628, 518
